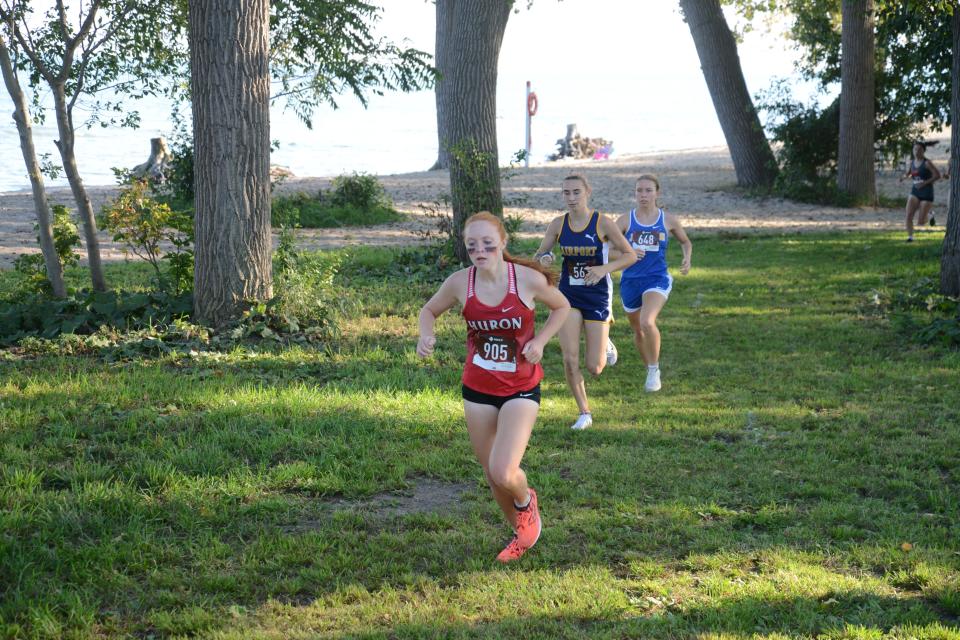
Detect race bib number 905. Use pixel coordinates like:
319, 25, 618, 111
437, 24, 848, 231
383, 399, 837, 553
472, 333, 518, 372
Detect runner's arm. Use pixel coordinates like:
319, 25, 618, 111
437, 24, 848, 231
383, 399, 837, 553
520, 270, 570, 364
532, 217, 562, 266
606, 213, 632, 260
586, 215, 637, 282
667, 214, 692, 275
417, 271, 464, 357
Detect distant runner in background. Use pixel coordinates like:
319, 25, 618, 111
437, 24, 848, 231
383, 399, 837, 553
900, 141, 942, 241
614, 175, 692, 392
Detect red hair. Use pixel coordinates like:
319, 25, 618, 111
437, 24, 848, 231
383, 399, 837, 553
464, 212, 558, 287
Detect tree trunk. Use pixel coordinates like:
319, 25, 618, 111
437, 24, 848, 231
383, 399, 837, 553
0, 35, 66, 297
940, 9, 960, 297
131, 137, 172, 181
429, 0, 454, 171
837, 0, 877, 203
189, 0, 272, 327
440, 0, 511, 264
678, 0, 778, 189
51, 84, 107, 292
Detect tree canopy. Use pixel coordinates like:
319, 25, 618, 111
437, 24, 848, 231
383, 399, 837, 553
726, 0, 955, 156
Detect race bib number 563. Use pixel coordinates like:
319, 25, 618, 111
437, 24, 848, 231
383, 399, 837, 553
568, 261, 592, 286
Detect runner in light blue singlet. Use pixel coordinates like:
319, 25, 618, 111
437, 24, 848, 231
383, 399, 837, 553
620, 208, 673, 313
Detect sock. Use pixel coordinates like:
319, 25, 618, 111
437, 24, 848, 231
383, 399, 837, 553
648, 363, 659, 372
514, 491, 531, 510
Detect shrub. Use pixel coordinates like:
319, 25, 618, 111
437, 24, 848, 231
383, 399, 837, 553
756, 82, 849, 205
271, 173, 402, 229
11, 205, 81, 297
0, 289, 193, 346
329, 172, 391, 210
872, 277, 960, 348
99, 180, 194, 294
269, 227, 343, 340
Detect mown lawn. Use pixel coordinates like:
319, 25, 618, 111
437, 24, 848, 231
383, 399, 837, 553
1, 231, 958, 639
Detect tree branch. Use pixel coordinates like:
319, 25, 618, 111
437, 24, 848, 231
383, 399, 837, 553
56, 0, 69, 43
60, 0, 102, 82
0, 3, 55, 83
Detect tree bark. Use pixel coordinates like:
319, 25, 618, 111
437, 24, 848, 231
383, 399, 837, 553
51, 83, 107, 291
189, 0, 272, 327
131, 137, 172, 181
940, 9, 960, 297
429, 0, 454, 171
678, 0, 778, 189
440, 0, 511, 264
0, 34, 66, 297
837, 0, 877, 203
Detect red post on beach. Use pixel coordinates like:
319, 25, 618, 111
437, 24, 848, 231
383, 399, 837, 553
525, 81, 537, 168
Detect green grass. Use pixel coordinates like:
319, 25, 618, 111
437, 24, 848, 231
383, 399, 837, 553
272, 192, 403, 228
2, 231, 959, 639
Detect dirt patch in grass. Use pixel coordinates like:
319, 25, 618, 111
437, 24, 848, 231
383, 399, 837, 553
284, 477, 475, 533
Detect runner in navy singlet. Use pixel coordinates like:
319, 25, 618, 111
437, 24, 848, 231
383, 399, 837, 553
532, 173, 637, 431
899, 141, 942, 241
613, 175, 692, 392
417, 212, 569, 562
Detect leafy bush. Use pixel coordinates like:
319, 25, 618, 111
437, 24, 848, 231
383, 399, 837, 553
870, 277, 960, 348
756, 84, 851, 205
330, 172, 390, 210
0, 289, 193, 346
272, 186, 402, 229
270, 227, 344, 340
99, 180, 194, 294
11, 205, 81, 296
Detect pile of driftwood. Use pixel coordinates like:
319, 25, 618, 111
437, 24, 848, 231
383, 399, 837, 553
549, 124, 612, 161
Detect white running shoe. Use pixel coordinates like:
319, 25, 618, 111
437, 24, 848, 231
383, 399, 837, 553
570, 413, 593, 431
605, 338, 618, 366
644, 367, 662, 392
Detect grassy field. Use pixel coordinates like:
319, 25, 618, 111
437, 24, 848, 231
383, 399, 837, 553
1, 231, 958, 639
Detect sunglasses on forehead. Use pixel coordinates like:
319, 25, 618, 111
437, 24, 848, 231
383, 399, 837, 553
466, 245, 498, 255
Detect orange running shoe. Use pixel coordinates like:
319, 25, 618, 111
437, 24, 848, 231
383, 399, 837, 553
496, 488, 541, 563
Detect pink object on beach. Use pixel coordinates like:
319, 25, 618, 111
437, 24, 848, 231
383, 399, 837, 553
593, 144, 611, 160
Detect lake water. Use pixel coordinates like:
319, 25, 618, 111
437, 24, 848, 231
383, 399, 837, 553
0, 2, 816, 193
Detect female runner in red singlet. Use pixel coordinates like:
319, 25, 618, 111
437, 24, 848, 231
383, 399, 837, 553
417, 212, 570, 562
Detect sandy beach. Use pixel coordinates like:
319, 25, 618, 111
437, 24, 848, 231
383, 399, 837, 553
0, 138, 951, 269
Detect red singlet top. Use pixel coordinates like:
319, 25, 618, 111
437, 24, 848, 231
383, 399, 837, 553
461, 262, 543, 395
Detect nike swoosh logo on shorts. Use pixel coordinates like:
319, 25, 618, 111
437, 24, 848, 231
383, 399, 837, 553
519, 392, 532, 397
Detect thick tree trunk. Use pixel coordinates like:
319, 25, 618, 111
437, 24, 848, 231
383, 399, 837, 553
429, 0, 453, 171
837, 0, 877, 203
678, 0, 778, 189
441, 0, 511, 264
51, 85, 107, 291
189, 0, 272, 327
0, 36, 66, 297
940, 9, 960, 297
